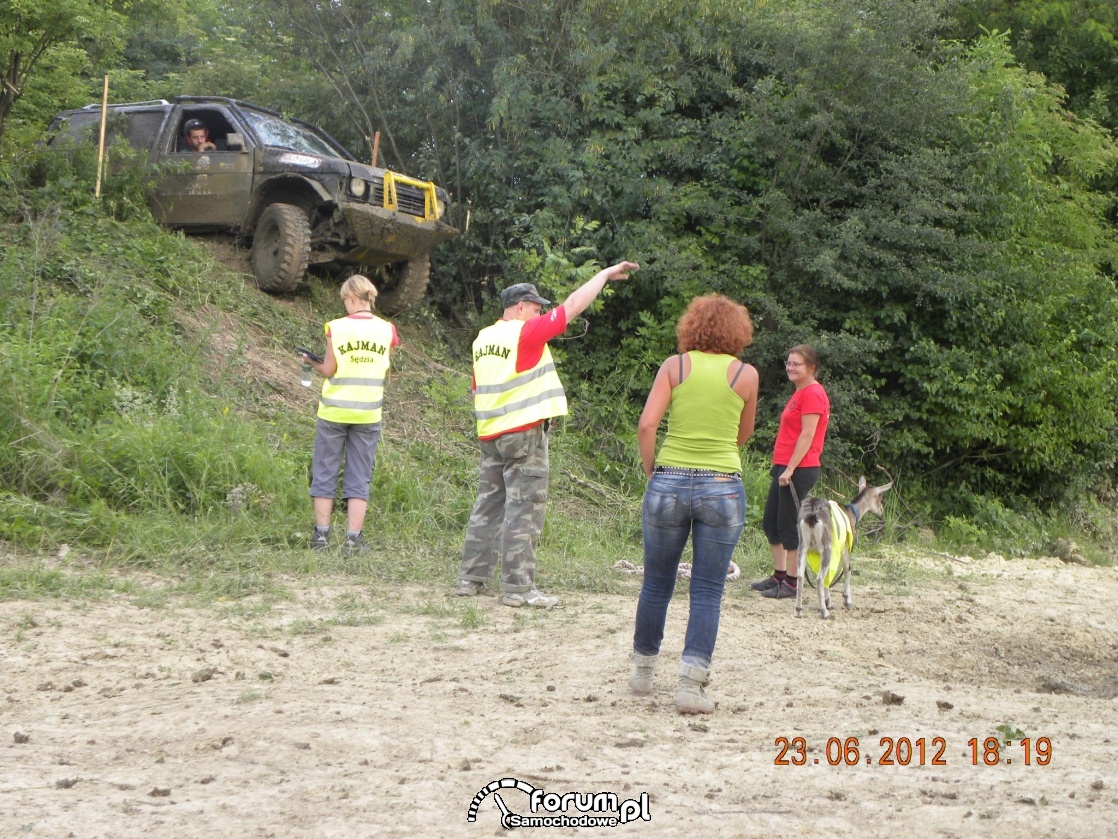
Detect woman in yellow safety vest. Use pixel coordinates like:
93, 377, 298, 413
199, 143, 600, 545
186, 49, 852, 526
301, 275, 398, 554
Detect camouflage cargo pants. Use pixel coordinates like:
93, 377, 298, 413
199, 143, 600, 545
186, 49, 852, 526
460, 423, 549, 593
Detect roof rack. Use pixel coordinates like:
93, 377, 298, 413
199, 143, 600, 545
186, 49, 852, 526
81, 99, 171, 110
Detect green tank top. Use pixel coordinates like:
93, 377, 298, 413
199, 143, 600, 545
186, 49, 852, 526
655, 351, 746, 474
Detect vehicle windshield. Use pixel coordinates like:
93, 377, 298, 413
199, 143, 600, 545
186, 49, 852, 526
241, 110, 349, 159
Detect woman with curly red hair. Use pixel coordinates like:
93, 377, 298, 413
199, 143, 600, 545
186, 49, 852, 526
629, 294, 758, 714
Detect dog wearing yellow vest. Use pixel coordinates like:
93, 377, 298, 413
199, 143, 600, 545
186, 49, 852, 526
794, 476, 892, 619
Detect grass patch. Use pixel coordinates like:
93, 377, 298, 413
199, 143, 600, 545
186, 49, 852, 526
286, 618, 321, 637
0, 561, 140, 601
852, 550, 939, 595
459, 601, 487, 629
416, 600, 456, 618
330, 592, 384, 627
172, 562, 292, 602
216, 598, 275, 621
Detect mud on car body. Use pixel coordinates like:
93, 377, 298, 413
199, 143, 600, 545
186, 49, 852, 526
47, 96, 457, 312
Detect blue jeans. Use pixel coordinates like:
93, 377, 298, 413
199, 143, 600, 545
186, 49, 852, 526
632, 472, 746, 667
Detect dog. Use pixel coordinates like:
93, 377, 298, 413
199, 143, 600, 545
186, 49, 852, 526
795, 476, 892, 619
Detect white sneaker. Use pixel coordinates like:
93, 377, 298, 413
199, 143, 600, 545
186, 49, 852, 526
501, 589, 559, 609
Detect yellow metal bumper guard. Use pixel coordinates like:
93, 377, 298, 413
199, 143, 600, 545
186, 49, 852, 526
381, 171, 439, 221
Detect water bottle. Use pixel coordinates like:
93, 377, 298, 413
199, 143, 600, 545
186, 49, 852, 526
300, 361, 313, 388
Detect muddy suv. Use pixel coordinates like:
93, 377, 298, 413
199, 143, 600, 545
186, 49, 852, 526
47, 96, 457, 312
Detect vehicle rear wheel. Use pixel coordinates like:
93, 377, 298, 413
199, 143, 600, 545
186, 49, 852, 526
375, 253, 430, 315
251, 203, 310, 293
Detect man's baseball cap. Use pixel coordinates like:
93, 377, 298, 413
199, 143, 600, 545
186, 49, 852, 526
500, 283, 551, 308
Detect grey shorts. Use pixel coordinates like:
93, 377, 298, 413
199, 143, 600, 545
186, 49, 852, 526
309, 418, 382, 501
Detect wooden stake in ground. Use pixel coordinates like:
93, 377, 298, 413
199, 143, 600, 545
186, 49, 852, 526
94, 75, 109, 198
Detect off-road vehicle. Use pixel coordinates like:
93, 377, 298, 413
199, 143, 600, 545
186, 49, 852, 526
47, 96, 457, 312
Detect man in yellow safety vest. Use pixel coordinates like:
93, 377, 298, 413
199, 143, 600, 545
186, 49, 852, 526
458, 260, 639, 608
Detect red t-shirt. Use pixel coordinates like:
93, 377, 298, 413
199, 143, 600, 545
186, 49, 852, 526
515, 306, 568, 371
772, 382, 829, 468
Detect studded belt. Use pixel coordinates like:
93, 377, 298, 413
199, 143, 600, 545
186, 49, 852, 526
653, 465, 741, 478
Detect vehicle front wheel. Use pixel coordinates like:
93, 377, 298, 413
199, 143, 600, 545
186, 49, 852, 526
375, 253, 430, 315
251, 203, 311, 293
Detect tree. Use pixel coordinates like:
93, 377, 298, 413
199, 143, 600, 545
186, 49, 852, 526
952, 1, 1118, 132
0, 0, 126, 146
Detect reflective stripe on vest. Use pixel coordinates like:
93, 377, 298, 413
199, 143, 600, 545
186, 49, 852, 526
473, 319, 567, 437
318, 315, 393, 424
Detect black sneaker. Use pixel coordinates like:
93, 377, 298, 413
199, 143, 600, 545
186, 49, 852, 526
343, 531, 369, 556
750, 575, 780, 592
310, 528, 330, 551
761, 581, 798, 599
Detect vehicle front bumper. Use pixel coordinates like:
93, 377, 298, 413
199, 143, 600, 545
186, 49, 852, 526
338, 203, 458, 266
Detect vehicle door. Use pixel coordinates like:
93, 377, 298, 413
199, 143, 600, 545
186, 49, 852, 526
151, 105, 256, 229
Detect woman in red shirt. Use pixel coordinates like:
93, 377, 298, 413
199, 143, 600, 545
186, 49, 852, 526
751, 345, 830, 599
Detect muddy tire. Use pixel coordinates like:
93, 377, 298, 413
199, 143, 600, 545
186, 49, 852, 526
375, 253, 430, 315
251, 203, 311, 293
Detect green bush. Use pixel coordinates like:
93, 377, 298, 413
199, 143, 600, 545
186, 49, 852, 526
0, 149, 309, 554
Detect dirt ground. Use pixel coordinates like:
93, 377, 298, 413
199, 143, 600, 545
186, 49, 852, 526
2, 550, 1116, 838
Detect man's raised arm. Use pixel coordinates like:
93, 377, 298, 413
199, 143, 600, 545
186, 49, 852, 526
560, 261, 640, 322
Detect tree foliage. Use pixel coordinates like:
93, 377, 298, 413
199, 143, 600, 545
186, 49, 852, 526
4, 0, 1118, 513
0, 0, 127, 145
952, 0, 1118, 133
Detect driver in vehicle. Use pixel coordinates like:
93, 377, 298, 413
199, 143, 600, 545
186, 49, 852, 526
182, 118, 218, 152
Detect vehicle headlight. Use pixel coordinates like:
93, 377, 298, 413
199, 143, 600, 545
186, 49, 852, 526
348, 178, 368, 198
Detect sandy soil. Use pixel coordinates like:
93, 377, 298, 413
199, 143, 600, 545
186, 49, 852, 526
2, 551, 1116, 838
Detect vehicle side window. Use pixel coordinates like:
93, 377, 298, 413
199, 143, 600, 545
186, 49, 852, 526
49, 110, 164, 157
48, 113, 100, 145
176, 110, 236, 152
119, 112, 166, 153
